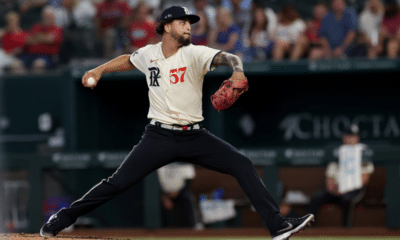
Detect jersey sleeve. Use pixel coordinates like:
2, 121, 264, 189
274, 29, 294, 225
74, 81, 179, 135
191, 45, 221, 74
129, 46, 148, 73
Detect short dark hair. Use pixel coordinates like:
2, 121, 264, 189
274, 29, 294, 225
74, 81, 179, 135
155, 19, 173, 35
279, 5, 300, 24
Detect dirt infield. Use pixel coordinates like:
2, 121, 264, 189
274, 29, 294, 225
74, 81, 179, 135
2, 228, 400, 240
0, 233, 118, 240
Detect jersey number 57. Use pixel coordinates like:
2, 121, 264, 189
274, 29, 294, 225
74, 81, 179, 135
170, 67, 187, 84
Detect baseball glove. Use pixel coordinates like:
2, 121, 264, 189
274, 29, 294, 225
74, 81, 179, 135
211, 78, 249, 112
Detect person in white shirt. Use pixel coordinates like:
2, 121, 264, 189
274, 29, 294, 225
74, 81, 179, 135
358, 0, 384, 59
247, 4, 277, 61
307, 125, 374, 227
54, 0, 97, 59
40, 6, 314, 240
272, 5, 306, 62
54, 0, 97, 29
157, 163, 200, 228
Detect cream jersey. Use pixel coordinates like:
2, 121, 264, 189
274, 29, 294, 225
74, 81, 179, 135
130, 42, 221, 125
326, 143, 374, 194
157, 163, 196, 193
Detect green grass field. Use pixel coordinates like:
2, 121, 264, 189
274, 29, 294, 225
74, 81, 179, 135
129, 238, 399, 240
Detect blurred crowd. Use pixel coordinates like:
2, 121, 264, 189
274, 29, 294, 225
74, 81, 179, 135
1, 0, 400, 74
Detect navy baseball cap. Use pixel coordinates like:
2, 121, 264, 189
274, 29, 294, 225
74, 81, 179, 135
159, 6, 200, 24
343, 124, 359, 136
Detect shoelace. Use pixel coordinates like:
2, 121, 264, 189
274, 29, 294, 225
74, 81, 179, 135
285, 214, 310, 222
284, 217, 299, 222
48, 218, 58, 226
49, 216, 63, 227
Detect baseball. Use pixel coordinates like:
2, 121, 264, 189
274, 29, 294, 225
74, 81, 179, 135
87, 77, 95, 87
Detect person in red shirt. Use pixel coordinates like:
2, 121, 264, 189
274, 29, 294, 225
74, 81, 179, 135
125, 2, 158, 53
0, 11, 28, 73
377, 0, 400, 58
96, 0, 131, 34
96, 0, 131, 58
290, 2, 328, 61
21, 6, 63, 72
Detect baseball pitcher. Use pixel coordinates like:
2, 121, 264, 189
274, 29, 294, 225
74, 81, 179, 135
40, 6, 313, 240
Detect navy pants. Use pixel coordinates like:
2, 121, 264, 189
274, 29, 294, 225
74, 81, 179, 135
61, 124, 284, 233
162, 179, 196, 228
307, 188, 365, 227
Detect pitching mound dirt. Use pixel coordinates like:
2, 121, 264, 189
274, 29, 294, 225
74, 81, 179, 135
1, 227, 399, 239
0, 233, 121, 240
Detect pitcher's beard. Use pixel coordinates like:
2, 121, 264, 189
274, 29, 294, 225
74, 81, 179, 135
172, 31, 191, 46
178, 35, 191, 46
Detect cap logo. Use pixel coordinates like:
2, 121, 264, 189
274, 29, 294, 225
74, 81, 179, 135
165, 14, 172, 19
183, 7, 189, 15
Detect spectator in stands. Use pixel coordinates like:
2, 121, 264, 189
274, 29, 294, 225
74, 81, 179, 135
184, 0, 212, 46
0, 12, 27, 74
358, 0, 384, 59
96, 0, 131, 36
222, 0, 252, 10
248, 7, 274, 61
272, 5, 306, 62
21, 6, 63, 73
95, 0, 132, 58
191, 0, 216, 28
126, 1, 158, 53
209, 7, 245, 58
187, 0, 216, 46
18, 0, 49, 30
222, 0, 252, 33
308, 0, 358, 60
54, 0, 96, 30
263, 2, 278, 37
190, 10, 210, 46
290, 2, 328, 61
211, 0, 223, 7
378, 0, 400, 59
48, 0, 62, 8
126, 0, 161, 20
19, 0, 48, 14
0, 0, 21, 28
162, 0, 192, 10
91, 0, 104, 6
54, 0, 97, 61
307, 125, 374, 228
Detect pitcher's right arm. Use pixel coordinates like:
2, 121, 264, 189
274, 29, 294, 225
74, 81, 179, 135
82, 54, 137, 88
